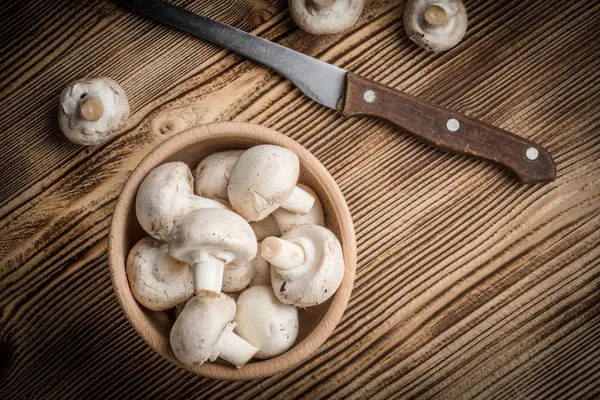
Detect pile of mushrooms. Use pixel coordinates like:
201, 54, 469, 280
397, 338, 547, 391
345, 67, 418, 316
127, 144, 345, 368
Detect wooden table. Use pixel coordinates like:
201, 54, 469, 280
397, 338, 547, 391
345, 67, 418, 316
1, 0, 599, 398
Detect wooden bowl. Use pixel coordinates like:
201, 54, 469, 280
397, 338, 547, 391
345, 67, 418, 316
108, 122, 356, 380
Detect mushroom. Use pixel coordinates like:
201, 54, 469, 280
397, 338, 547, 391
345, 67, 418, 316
234, 285, 299, 359
168, 208, 257, 296
403, 0, 468, 52
262, 225, 344, 307
126, 237, 194, 311
58, 77, 129, 145
249, 216, 281, 241
136, 162, 228, 241
193, 150, 244, 200
170, 292, 258, 368
249, 248, 271, 287
193, 149, 282, 239
222, 252, 269, 292
289, 0, 364, 35
228, 145, 315, 222
272, 184, 325, 234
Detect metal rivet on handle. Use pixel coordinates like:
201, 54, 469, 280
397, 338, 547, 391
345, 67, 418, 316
363, 90, 376, 103
526, 147, 539, 160
446, 118, 460, 132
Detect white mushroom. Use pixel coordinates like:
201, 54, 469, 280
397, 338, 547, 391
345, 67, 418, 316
58, 77, 129, 145
403, 0, 468, 52
170, 292, 258, 368
249, 216, 281, 241
126, 237, 193, 311
168, 208, 257, 296
262, 225, 344, 307
272, 184, 325, 234
228, 145, 315, 222
222, 252, 268, 292
249, 248, 271, 287
193, 150, 244, 200
234, 285, 299, 359
193, 149, 282, 239
136, 162, 228, 241
289, 0, 364, 35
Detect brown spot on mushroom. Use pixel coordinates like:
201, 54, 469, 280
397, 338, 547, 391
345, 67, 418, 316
159, 121, 175, 135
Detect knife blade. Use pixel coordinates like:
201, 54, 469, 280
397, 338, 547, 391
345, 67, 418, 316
117, 0, 556, 183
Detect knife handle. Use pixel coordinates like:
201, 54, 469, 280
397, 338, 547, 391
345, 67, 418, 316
341, 73, 556, 183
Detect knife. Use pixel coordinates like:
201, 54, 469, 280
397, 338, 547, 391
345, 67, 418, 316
117, 0, 556, 183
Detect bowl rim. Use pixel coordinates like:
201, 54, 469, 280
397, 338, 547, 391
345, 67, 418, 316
108, 121, 356, 380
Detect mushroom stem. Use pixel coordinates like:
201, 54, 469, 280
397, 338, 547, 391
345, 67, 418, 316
79, 95, 104, 121
260, 237, 305, 270
219, 329, 259, 368
281, 186, 315, 215
310, 0, 335, 9
423, 5, 448, 28
192, 255, 225, 296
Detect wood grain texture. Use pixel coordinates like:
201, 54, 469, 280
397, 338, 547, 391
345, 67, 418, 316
342, 72, 556, 183
1, 0, 599, 398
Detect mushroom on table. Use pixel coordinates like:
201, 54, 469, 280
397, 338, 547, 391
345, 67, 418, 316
170, 292, 258, 368
289, 0, 364, 35
228, 145, 315, 222
136, 162, 228, 241
403, 0, 468, 52
168, 208, 257, 297
261, 224, 345, 307
126, 237, 193, 311
58, 77, 129, 145
234, 285, 299, 359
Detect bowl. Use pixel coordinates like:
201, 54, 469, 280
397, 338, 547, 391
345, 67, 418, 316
108, 121, 356, 380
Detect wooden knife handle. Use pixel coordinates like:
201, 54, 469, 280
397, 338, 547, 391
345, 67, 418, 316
341, 73, 556, 183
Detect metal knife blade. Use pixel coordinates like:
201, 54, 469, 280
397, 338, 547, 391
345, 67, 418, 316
117, 0, 346, 110
117, 0, 556, 183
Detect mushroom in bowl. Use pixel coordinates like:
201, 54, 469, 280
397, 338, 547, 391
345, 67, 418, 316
108, 121, 356, 380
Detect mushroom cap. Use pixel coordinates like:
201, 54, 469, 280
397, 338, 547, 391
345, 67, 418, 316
234, 285, 299, 359
126, 237, 194, 310
170, 293, 236, 366
249, 215, 281, 241
249, 247, 271, 286
228, 145, 300, 222
58, 77, 129, 145
289, 0, 364, 35
271, 225, 344, 307
403, 0, 468, 52
272, 184, 325, 233
193, 150, 244, 200
223, 252, 268, 292
136, 162, 225, 241
168, 208, 257, 266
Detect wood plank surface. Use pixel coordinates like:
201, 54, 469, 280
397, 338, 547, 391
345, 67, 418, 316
1, 0, 599, 398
